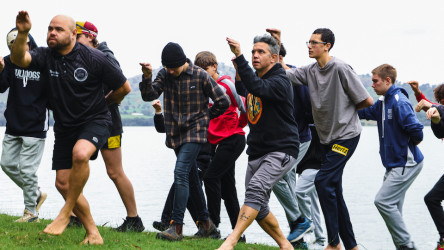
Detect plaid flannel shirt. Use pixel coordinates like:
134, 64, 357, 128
139, 59, 230, 149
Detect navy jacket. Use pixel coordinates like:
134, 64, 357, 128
358, 85, 423, 169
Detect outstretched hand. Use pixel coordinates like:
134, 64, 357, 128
266, 28, 281, 45
415, 99, 432, 112
16, 11, 32, 33
227, 37, 242, 57
407, 80, 421, 95
139, 62, 152, 79
426, 107, 441, 124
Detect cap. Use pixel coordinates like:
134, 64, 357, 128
161, 42, 187, 68
76, 21, 98, 38
6, 29, 29, 47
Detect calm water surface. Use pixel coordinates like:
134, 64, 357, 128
0, 126, 442, 249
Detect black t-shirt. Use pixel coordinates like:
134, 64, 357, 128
29, 43, 126, 132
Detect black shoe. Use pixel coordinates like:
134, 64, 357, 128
153, 220, 169, 231
291, 239, 308, 250
397, 242, 417, 250
238, 234, 246, 243
114, 216, 145, 232
67, 216, 82, 228
193, 219, 220, 238
223, 234, 246, 243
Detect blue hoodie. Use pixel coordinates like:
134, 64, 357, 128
0, 28, 49, 138
358, 85, 423, 169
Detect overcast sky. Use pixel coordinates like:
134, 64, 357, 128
1, 0, 443, 85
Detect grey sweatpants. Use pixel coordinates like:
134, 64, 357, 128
244, 151, 297, 221
272, 141, 310, 224
374, 161, 423, 247
0, 134, 45, 214
296, 168, 325, 242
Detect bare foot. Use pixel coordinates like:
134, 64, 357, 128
80, 232, 103, 245
325, 243, 342, 250
279, 242, 294, 250
43, 215, 70, 235
217, 236, 237, 250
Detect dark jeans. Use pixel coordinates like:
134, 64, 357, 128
424, 174, 444, 238
171, 143, 209, 224
161, 142, 212, 224
203, 134, 245, 229
315, 135, 360, 249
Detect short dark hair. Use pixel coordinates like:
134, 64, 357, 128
313, 28, 335, 51
372, 64, 397, 84
253, 34, 279, 55
194, 51, 217, 70
279, 43, 286, 57
434, 84, 444, 103
92, 37, 99, 48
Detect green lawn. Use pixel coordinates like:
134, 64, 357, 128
0, 214, 282, 249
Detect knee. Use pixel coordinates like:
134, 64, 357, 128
174, 170, 188, 186
72, 149, 91, 165
374, 196, 386, 210
106, 167, 121, 181
55, 178, 69, 197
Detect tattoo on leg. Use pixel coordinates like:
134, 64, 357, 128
240, 212, 250, 221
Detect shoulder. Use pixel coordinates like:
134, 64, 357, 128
332, 57, 355, 72
193, 65, 212, 82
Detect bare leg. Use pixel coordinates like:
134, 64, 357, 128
44, 140, 102, 244
257, 212, 293, 250
218, 204, 258, 250
101, 147, 138, 217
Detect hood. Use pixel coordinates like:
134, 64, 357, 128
8, 27, 38, 50
385, 85, 409, 99
217, 74, 232, 82
97, 41, 112, 54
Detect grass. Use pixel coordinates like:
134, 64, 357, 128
0, 214, 280, 249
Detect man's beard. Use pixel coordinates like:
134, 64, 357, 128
47, 36, 71, 51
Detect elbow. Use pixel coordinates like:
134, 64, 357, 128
357, 97, 373, 110
124, 85, 131, 96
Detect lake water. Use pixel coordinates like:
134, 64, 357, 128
0, 126, 442, 249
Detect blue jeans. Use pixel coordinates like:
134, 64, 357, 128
171, 143, 209, 224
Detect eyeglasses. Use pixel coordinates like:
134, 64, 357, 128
306, 41, 327, 47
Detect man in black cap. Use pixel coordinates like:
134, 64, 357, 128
139, 42, 230, 241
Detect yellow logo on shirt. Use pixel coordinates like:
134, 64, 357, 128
332, 144, 348, 156
247, 94, 262, 125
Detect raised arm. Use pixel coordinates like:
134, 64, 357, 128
407, 80, 436, 104
10, 11, 32, 68
139, 62, 163, 101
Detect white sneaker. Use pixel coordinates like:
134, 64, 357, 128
309, 240, 325, 250
36, 188, 47, 213
15, 209, 39, 223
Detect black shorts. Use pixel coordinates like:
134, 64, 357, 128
52, 120, 111, 170
101, 134, 122, 149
